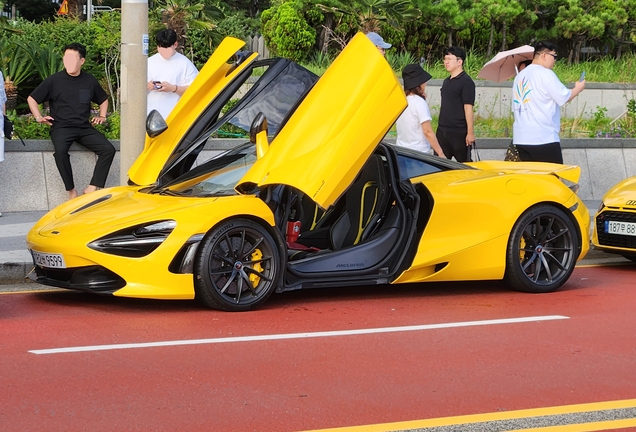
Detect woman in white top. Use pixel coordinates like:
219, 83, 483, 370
395, 64, 445, 158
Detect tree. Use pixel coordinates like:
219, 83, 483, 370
150, 0, 224, 56
424, 0, 475, 47
3, 0, 57, 22
261, 0, 316, 61
473, 0, 523, 57
603, 0, 636, 60
555, 0, 608, 63
218, 0, 271, 18
318, 0, 418, 34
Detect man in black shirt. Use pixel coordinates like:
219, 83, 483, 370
28, 43, 115, 201
436, 46, 476, 162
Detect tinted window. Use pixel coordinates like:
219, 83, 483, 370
226, 62, 318, 136
397, 154, 442, 181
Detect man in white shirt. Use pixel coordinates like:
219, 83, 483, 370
147, 29, 199, 120
512, 41, 585, 163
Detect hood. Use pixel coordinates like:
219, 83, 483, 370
467, 160, 581, 184
128, 37, 259, 186
35, 188, 216, 239
601, 176, 636, 207
236, 32, 406, 209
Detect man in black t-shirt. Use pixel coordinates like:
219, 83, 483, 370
436, 46, 476, 163
28, 43, 115, 201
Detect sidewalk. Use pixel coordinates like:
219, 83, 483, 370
0, 210, 47, 284
0, 201, 605, 285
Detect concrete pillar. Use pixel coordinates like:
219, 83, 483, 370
119, 0, 148, 185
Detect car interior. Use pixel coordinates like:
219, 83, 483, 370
258, 147, 410, 281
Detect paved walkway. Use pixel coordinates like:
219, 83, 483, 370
0, 201, 607, 285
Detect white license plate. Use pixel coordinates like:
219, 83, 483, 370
31, 250, 66, 268
605, 220, 636, 236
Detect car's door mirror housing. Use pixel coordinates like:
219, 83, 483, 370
146, 110, 168, 138
250, 112, 269, 159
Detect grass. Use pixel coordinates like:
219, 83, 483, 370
300, 48, 636, 84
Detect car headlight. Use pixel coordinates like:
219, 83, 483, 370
598, 201, 605, 213
88, 220, 177, 257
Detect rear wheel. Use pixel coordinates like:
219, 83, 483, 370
504, 205, 579, 293
194, 219, 280, 311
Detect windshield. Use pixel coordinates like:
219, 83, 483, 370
150, 142, 257, 197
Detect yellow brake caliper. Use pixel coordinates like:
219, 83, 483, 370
249, 249, 263, 287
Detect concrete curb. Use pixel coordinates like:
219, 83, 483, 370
0, 262, 33, 285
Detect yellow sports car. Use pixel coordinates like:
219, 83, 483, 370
592, 177, 636, 260
26, 33, 590, 311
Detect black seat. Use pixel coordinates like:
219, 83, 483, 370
329, 155, 387, 251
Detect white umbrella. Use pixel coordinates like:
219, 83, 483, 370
477, 45, 535, 82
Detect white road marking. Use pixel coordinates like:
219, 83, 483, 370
29, 315, 569, 355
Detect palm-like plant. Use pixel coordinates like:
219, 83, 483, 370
19, 41, 64, 81
150, 0, 224, 51
319, 0, 419, 33
0, 39, 34, 110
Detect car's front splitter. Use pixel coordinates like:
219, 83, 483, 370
29, 265, 126, 295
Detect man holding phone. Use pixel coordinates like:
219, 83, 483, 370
147, 29, 198, 119
511, 41, 585, 163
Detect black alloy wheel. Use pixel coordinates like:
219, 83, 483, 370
194, 219, 280, 311
504, 205, 579, 293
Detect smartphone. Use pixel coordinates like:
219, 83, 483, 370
153, 81, 162, 89
579, 71, 586, 82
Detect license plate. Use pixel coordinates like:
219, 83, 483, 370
605, 220, 636, 236
31, 250, 66, 268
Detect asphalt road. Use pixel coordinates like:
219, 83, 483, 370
1, 263, 636, 431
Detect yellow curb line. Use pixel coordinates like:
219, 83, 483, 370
300, 399, 636, 431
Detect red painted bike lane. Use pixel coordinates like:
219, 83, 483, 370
1, 265, 635, 431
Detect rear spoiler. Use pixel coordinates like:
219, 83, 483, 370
467, 161, 581, 184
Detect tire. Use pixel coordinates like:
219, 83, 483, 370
194, 219, 281, 311
504, 205, 579, 293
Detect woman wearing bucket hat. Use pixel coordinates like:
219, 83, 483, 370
395, 64, 446, 158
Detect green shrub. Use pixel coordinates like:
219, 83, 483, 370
261, 1, 316, 62
10, 110, 121, 140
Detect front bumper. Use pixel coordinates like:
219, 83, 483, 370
593, 208, 636, 254
29, 265, 126, 294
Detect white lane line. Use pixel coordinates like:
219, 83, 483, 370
29, 315, 569, 355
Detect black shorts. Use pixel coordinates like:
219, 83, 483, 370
515, 142, 563, 164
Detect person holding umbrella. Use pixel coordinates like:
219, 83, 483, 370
395, 64, 446, 158
512, 41, 585, 163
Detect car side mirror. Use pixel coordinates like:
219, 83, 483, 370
146, 109, 168, 138
250, 112, 269, 159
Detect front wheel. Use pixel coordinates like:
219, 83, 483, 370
194, 219, 281, 311
504, 205, 579, 293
